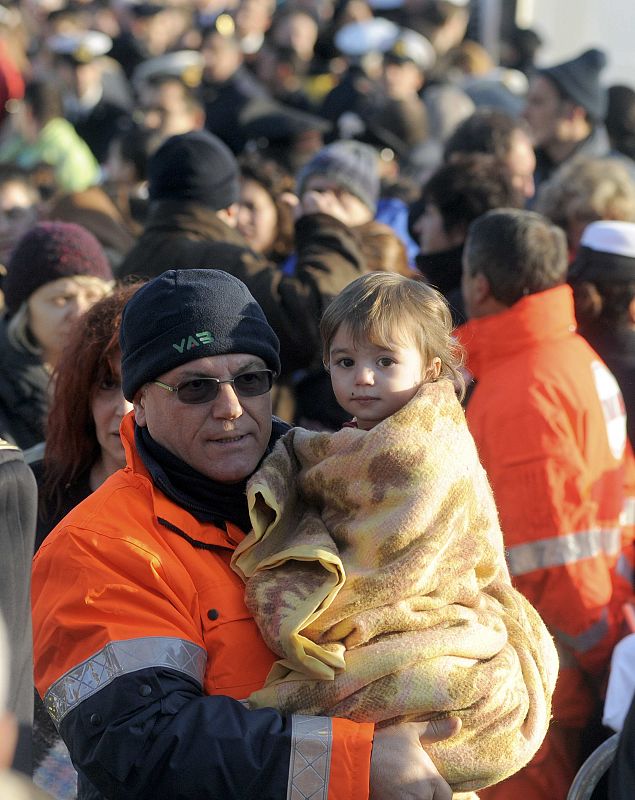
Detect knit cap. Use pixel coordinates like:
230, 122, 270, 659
120, 269, 281, 400
539, 48, 608, 122
148, 129, 240, 210
296, 140, 380, 213
4, 221, 113, 315
569, 220, 635, 282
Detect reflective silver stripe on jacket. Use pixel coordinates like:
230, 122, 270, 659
620, 497, 635, 526
553, 608, 609, 655
506, 527, 622, 577
45, 637, 207, 727
287, 715, 332, 800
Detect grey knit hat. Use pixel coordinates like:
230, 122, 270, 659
296, 140, 380, 213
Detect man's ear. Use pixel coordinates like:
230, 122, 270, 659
0, 711, 17, 770
217, 203, 239, 228
573, 281, 602, 326
472, 272, 492, 306
133, 387, 147, 427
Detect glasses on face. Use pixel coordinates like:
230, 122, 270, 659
152, 369, 275, 404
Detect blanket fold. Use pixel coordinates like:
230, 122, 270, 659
232, 380, 558, 793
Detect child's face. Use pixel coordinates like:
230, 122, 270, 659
328, 325, 437, 431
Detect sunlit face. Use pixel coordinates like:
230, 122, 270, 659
134, 353, 273, 483
382, 60, 423, 100
0, 181, 38, 265
90, 359, 133, 475
27, 277, 111, 367
236, 179, 278, 254
507, 129, 536, 200
328, 325, 430, 430
139, 81, 199, 138
412, 202, 461, 255
523, 75, 566, 149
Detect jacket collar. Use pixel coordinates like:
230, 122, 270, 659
143, 199, 249, 247
119, 412, 244, 550
456, 284, 578, 379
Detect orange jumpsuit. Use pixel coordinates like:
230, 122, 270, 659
32, 412, 374, 800
457, 285, 635, 800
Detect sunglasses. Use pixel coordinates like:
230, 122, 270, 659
152, 369, 275, 404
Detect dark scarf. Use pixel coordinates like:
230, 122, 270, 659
415, 245, 464, 296
135, 417, 290, 533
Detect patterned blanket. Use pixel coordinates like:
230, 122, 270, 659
232, 380, 558, 794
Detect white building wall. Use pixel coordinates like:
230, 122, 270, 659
525, 0, 635, 86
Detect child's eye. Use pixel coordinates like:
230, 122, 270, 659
378, 357, 395, 367
336, 358, 354, 368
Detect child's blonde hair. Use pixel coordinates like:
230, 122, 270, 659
321, 272, 465, 397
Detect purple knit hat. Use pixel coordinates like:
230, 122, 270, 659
4, 221, 113, 315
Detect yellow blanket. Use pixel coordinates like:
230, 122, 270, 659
232, 380, 558, 794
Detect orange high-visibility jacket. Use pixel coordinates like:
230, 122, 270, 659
32, 412, 373, 800
457, 285, 635, 727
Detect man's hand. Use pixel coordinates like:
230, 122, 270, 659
369, 717, 461, 800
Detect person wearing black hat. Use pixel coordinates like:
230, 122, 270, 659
569, 220, 635, 448
117, 129, 369, 422
523, 48, 617, 191
0, 221, 113, 451
32, 267, 457, 800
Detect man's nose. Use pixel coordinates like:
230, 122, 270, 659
211, 381, 243, 419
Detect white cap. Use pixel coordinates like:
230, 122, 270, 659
384, 28, 436, 72
132, 50, 204, 88
47, 31, 112, 62
335, 18, 400, 58
580, 220, 635, 258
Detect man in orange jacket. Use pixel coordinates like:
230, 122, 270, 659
32, 269, 458, 800
458, 208, 635, 800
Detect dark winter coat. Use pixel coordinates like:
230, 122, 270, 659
117, 201, 367, 377
0, 439, 37, 774
0, 319, 49, 451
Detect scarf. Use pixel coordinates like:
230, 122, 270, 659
135, 416, 290, 533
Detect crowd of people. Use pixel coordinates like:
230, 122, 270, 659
0, 0, 634, 798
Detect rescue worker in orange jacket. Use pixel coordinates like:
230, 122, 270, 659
457, 209, 635, 800
31, 269, 458, 800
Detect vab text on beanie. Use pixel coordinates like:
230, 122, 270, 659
4, 221, 113, 315
119, 269, 281, 401
296, 140, 380, 213
539, 48, 608, 122
148, 130, 240, 210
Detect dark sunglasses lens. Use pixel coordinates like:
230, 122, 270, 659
178, 378, 219, 404
233, 371, 272, 396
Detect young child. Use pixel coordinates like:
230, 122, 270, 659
232, 273, 557, 796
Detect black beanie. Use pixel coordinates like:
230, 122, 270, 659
120, 269, 281, 400
539, 48, 608, 122
148, 130, 240, 210
4, 221, 113, 315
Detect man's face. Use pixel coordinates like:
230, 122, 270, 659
523, 75, 566, 149
412, 201, 460, 255
139, 81, 199, 139
507, 129, 536, 200
134, 353, 273, 483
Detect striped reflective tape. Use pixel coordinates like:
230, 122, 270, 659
44, 636, 207, 726
287, 716, 332, 800
506, 528, 621, 577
